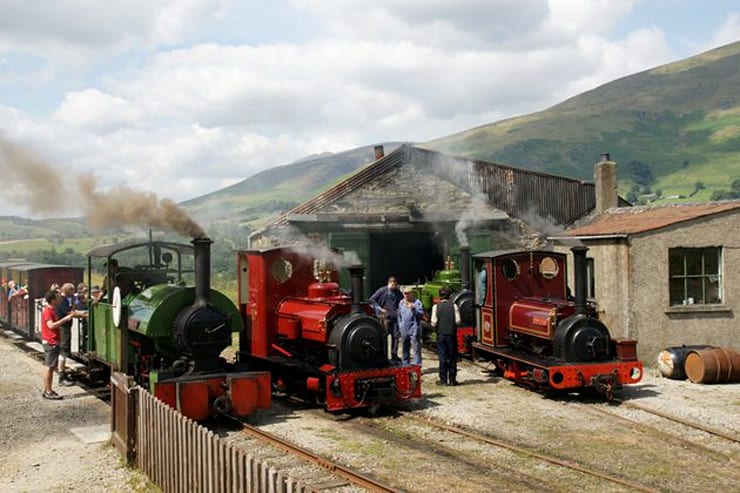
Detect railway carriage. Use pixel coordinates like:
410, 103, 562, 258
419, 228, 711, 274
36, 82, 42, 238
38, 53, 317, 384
0, 262, 83, 339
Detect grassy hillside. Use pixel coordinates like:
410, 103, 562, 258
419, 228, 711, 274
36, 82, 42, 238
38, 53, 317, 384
183, 143, 402, 229
423, 42, 740, 202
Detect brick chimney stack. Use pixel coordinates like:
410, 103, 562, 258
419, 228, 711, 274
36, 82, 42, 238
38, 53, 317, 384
374, 145, 385, 160
594, 152, 618, 215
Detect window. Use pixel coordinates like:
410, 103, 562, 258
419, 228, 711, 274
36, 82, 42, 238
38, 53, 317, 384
669, 247, 722, 305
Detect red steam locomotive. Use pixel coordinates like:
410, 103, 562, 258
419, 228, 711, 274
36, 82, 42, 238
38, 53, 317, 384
236, 247, 422, 412
472, 246, 643, 399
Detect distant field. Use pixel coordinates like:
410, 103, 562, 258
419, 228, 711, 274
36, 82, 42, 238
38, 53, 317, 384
0, 236, 119, 255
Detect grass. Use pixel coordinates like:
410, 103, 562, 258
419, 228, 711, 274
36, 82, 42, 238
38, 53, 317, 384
0, 236, 119, 255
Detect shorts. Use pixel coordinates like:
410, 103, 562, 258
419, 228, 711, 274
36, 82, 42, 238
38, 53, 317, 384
43, 344, 60, 368
60, 324, 71, 357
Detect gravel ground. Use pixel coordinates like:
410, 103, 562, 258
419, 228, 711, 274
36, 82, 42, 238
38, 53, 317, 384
2, 329, 738, 493
0, 332, 152, 493
252, 350, 740, 492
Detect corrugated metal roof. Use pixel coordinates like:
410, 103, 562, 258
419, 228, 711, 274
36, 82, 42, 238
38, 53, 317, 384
563, 201, 740, 237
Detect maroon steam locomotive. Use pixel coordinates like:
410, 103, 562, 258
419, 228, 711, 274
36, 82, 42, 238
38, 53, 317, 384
236, 247, 422, 412
472, 246, 643, 399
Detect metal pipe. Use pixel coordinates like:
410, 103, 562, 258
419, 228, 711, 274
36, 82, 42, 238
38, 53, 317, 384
571, 246, 588, 315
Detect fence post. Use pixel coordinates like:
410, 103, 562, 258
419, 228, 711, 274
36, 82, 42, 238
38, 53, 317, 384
110, 371, 137, 464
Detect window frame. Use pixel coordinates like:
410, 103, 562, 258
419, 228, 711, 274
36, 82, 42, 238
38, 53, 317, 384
668, 247, 723, 306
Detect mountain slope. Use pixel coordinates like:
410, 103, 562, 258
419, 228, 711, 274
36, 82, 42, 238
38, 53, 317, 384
183, 143, 402, 227
186, 42, 739, 227
423, 42, 740, 200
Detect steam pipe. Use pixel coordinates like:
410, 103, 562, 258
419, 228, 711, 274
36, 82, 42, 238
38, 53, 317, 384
571, 246, 588, 315
459, 246, 471, 290
348, 265, 365, 314
192, 237, 212, 307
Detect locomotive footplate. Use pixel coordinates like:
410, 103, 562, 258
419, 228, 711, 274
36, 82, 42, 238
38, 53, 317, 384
472, 344, 643, 391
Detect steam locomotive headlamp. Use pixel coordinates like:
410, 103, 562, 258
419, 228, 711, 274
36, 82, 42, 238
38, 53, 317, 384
112, 287, 122, 328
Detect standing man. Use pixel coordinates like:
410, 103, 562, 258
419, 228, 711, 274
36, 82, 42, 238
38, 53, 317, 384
398, 286, 424, 366
55, 283, 76, 386
41, 290, 75, 400
370, 276, 403, 361
431, 288, 462, 386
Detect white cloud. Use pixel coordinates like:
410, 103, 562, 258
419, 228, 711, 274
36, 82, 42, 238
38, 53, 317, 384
0, 1, 736, 219
53, 89, 142, 132
0, 0, 229, 64
704, 13, 740, 51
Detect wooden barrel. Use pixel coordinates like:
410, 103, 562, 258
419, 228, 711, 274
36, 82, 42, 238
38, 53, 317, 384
684, 347, 740, 384
656, 345, 714, 379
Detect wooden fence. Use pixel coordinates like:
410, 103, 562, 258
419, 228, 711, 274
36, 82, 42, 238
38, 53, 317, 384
111, 372, 308, 493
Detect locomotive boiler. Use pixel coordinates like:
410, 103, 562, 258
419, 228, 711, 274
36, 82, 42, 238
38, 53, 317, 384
84, 237, 270, 420
237, 247, 422, 412
472, 246, 643, 399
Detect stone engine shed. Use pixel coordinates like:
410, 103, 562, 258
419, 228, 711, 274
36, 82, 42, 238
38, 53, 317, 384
250, 143, 606, 293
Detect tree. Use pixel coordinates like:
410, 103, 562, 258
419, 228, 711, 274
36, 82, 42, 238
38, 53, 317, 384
627, 160, 654, 186
710, 179, 740, 200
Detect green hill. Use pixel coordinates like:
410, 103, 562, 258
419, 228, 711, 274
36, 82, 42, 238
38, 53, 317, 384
183, 143, 403, 229
423, 41, 740, 202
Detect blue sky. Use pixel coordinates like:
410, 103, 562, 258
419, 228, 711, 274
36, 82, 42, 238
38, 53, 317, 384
0, 0, 738, 220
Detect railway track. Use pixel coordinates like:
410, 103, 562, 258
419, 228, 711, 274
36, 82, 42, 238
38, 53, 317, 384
579, 401, 740, 459
219, 414, 397, 492
617, 400, 740, 444
398, 412, 658, 493
273, 398, 655, 492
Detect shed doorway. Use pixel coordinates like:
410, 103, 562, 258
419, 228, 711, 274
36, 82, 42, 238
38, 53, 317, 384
369, 232, 444, 289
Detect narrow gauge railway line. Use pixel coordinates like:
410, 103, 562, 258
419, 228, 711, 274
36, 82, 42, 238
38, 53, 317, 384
579, 403, 740, 459
397, 413, 657, 493
617, 400, 740, 445
220, 414, 396, 492
273, 400, 651, 492
458, 354, 740, 447
294, 405, 566, 492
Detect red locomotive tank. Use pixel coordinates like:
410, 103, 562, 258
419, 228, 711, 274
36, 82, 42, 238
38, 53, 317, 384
238, 247, 422, 412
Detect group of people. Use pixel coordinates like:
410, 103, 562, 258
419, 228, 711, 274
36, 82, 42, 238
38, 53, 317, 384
3, 279, 27, 301
40, 282, 101, 400
370, 276, 461, 386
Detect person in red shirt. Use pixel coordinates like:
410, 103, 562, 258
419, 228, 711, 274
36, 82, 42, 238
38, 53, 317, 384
41, 290, 75, 400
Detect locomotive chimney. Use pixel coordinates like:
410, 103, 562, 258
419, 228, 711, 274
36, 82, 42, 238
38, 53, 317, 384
459, 246, 471, 290
348, 265, 365, 314
374, 145, 385, 160
192, 237, 212, 307
571, 246, 588, 315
